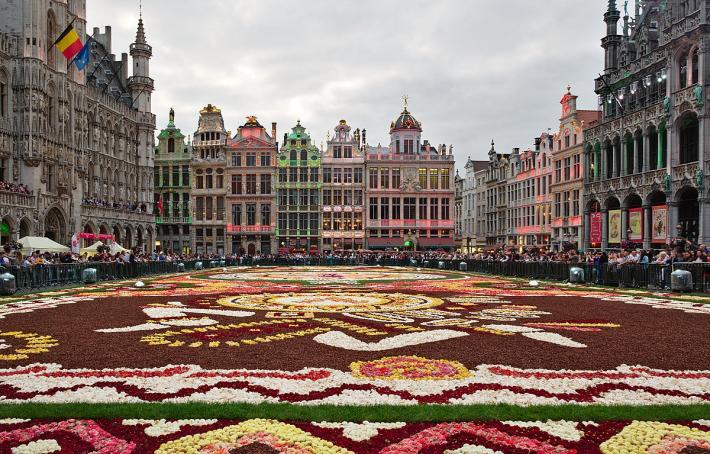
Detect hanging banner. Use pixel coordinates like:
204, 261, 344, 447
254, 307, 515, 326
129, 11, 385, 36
628, 208, 643, 241
652, 205, 668, 242
590, 212, 602, 245
71, 233, 80, 254
608, 209, 622, 244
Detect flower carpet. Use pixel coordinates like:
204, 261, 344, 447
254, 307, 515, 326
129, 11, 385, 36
0, 266, 708, 452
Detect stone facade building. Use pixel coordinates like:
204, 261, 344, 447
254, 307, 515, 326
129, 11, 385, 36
321, 120, 365, 252
584, 0, 710, 250
191, 104, 227, 255
225, 116, 277, 255
0, 1, 155, 249
461, 158, 487, 252
276, 121, 322, 253
550, 87, 600, 251
366, 104, 456, 250
154, 108, 192, 254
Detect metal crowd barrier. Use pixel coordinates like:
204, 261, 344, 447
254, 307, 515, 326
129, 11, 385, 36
1, 257, 706, 294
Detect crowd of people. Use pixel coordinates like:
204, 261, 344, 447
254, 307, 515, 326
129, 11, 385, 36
0, 181, 31, 195
81, 197, 148, 213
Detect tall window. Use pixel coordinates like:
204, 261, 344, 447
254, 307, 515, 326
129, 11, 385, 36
380, 169, 389, 189
369, 168, 378, 189
246, 174, 257, 194
380, 197, 390, 220
231, 175, 242, 195
231, 204, 242, 225
441, 169, 450, 189
441, 198, 450, 220
404, 197, 416, 220
418, 169, 427, 189
260, 174, 271, 194
0, 72, 7, 118
246, 204, 256, 225
429, 169, 439, 190
391, 168, 400, 189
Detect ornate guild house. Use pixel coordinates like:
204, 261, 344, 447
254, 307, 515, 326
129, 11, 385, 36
0, 1, 156, 248
584, 0, 710, 250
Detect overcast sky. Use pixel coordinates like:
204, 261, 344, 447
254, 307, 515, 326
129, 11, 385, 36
89, 0, 615, 171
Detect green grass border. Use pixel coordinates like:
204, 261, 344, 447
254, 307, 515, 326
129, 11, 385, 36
0, 403, 708, 421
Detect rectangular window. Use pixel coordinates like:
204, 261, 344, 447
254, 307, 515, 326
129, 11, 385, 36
441, 198, 450, 220
380, 169, 389, 189
429, 169, 439, 190
419, 169, 427, 189
430, 198, 439, 219
231, 175, 242, 195
260, 174, 271, 194
380, 197, 390, 220
404, 197, 416, 220
441, 169, 450, 189
392, 197, 401, 220
369, 197, 378, 220
419, 197, 428, 220
246, 203, 256, 225
391, 168, 401, 189
216, 197, 224, 221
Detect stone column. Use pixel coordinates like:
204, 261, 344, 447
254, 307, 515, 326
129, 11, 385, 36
643, 203, 651, 250
583, 210, 590, 251
601, 208, 609, 251
621, 207, 629, 244
699, 197, 710, 245
633, 135, 640, 174
612, 141, 620, 178
642, 131, 650, 173
668, 201, 679, 244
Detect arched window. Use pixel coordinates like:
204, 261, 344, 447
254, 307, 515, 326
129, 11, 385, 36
679, 52, 689, 89
0, 70, 7, 118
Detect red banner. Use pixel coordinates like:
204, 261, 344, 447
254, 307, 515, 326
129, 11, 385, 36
590, 212, 602, 245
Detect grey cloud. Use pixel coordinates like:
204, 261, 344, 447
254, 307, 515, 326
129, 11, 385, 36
89, 0, 609, 170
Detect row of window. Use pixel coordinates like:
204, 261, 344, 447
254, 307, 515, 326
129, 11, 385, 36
368, 197, 451, 221
322, 212, 364, 231
231, 153, 271, 167
230, 174, 272, 195
230, 203, 271, 226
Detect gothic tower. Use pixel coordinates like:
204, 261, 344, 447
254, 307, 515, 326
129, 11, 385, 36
602, 0, 622, 74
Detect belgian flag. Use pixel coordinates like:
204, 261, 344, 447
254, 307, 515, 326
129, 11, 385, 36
53, 22, 83, 61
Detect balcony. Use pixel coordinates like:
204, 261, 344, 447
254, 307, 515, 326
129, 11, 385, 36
156, 216, 192, 225
0, 191, 35, 209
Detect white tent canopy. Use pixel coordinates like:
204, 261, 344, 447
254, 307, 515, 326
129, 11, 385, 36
18, 236, 70, 255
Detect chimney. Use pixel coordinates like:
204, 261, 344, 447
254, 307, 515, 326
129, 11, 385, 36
271, 122, 277, 141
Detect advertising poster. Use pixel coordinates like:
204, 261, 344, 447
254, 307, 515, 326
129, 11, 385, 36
652, 205, 668, 242
628, 208, 643, 241
590, 212, 602, 244
608, 209, 622, 244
